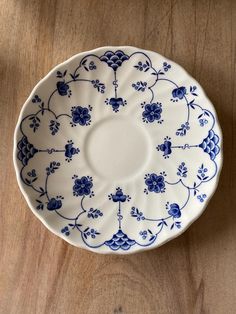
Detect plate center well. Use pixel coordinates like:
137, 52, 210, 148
85, 117, 151, 180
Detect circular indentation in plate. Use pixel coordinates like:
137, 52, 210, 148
85, 117, 151, 180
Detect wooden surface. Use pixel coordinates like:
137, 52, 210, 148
0, 0, 235, 313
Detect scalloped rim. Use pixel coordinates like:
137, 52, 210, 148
13, 46, 223, 254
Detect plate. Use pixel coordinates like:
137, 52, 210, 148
13, 46, 222, 254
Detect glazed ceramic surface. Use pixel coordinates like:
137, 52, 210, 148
13, 46, 222, 254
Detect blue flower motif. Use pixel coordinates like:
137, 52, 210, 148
89, 61, 96, 70
132, 81, 147, 92
177, 162, 188, 177
168, 203, 181, 218
91, 80, 105, 93
130, 207, 145, 221
61, 226, 70, 236
145, 173, 165, 193
83, 227, 100, 239
25, 169, 38, 185
199, 130, 220, 160
172, 86, 187, 99
199, 118, 208, 127
163, 62, 171, 72
139, 230, 147, 240
197, 194, 207, 202
71, 106, 91, 126
56, 81, 70, 96
27, 169, 37, 177
46, 161, 60, 175
105, 97, 126, 112
17, 136, 38, 166
176, 122, 190, 136
32, 95, 41, 103
36, 200, 44, 210
90, 229, 97, 238
49, 120, 60, 135
100, 50, 129, 71
134, 60, 150, 72
111, 188, 127, 202
198, 164, 208, 179
170, 221, 181, 230
73, 176, 93, 196
87, 208, 103, 219
65, 141, 80, 161
157, 137, 172, 158
190, 85, 198, 96
47, 198, 62, 211
142, 103, 162, 123
105, 229, 136, 251
29, 116, 40, 132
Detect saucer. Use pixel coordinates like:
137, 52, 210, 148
13, 46, 222, 254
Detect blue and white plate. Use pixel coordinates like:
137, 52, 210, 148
13, 47, 222, 254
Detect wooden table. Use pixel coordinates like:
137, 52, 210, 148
0, 1, 235, 313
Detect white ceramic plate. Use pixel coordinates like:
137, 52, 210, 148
13, 46, 222, 254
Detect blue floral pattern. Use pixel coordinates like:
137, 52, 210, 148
32, 95, 41, 103
110, 188, 129, 202
15, 48, 222, 253
71, 106, 92, 126
49, 120, 60, 135
177, 162, 188, 177
197, 194, 207, 202
65, 140, 80, 162
142, 103, 163, 123
47, 198, 62, 211
132, 81, 147, 92
144, 173, 166, 194
156, 137, 172, 158
167, 203, 181, 218
57, 81, 70, 96
172, 86, 187, 100
73, 176, 93, 196
87, 208, 103, 219
105, 97, 127, 112
134, 60, 151, 72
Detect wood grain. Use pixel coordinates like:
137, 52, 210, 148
0, 0, 235, 313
